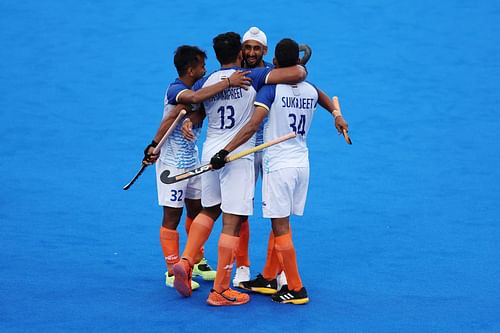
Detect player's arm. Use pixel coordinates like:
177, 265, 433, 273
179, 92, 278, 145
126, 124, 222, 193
226, 106, 268, 153
210, 106, 268, 169
316, 88, 348, 134
265, 65, 307, 84
177, 70, 251, 104
143, 104, 187, 165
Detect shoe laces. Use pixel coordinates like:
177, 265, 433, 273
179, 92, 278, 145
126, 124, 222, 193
222, 288, 242, 298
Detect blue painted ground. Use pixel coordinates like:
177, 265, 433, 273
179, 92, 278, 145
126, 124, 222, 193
1, 0, 499, 332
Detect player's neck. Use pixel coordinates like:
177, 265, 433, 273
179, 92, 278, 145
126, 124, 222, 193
179, 76, 195, 88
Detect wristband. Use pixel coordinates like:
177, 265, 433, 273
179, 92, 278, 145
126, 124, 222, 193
226, 77, 231, 87
151, 140, 158, 147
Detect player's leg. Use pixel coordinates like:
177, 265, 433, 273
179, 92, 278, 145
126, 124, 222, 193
184, 177, 217, 281
172, 205, 219, 296
271, 217, 308, 304
207, 213, 250, 306
263, 168, 308, 304
156, 162, 200, 290
207, 159, 253, 306
172, 169, 222, 297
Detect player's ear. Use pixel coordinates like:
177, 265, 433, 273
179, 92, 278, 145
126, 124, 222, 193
273, 57, 277, 66
263, 46, 268, 55
237, 50, 243, 62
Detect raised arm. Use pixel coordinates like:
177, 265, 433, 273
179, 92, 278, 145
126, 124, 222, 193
177, 70, 251, 104
316, 88, 348, 134
265, 65, 307, 84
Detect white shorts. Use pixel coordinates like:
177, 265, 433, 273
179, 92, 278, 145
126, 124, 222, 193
201, 158, 254, 216
156, 161, 201, 208
262, 167, 309, 218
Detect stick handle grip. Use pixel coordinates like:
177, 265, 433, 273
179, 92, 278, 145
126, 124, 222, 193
227, 132, 296, 162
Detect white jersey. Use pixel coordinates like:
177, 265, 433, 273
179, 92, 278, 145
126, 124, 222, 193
193, 66, 271, 162
159, 79, 202, 168
254, 81, 319, 173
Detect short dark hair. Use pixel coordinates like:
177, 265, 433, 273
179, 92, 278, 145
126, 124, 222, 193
275, 38, 299, 68
174, 45, 207, 76
213, 32, 241, 65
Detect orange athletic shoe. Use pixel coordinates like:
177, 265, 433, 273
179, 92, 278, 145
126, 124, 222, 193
206, 288, 250, 306
173, 259, 193, 297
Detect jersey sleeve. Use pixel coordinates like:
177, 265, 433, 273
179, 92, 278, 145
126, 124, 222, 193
166, 82, 189, 105
248, 67, 273, 92
254, 84, 276, 111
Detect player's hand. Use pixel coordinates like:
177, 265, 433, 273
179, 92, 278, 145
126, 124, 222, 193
142, 141, 159, 165
210, 149, 229, 170
335, 115, 348, 134
181, 118, 195, 141
228, 70, 252, 90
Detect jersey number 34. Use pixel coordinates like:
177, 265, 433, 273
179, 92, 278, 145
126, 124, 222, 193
289, 113, 306, 135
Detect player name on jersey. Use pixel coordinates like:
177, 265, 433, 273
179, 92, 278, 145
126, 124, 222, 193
208, 87, 244, 102
281, 96, 315, 109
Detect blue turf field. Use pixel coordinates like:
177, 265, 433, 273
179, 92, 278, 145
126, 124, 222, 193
1, 1, 499, 332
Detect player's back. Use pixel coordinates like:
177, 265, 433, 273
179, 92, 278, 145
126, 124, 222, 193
194, 67, 269, 161
259, 81, 319, 172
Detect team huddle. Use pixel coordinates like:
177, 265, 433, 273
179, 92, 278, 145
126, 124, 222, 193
142, 27, 349, 306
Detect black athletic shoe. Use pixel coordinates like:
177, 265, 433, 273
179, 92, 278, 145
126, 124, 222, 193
271, 285, 309, 304
239, 274, 278, 295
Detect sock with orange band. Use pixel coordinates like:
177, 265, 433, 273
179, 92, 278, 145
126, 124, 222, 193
274, 232, 303, 292
159, 227, 179, 275
235, 218, 250, 267
213, 233, 239, 293
181, 213, 215, 266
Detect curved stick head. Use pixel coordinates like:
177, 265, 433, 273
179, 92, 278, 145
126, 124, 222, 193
160, 169, 171, 183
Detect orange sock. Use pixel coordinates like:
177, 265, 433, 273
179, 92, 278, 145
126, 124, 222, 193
235, 218, 250, 267
185, 216, 205, 264
159, 227, 179, 275
213, 233, 239, 293
274, 232, 303, 291
181, 213, 215, 266
262, 231, 281, 280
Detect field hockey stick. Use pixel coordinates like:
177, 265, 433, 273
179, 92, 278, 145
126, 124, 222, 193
299, 44, 312, 65
332, 96, 352, 145
160, 132, 297, 185
123, 109, 187, 190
